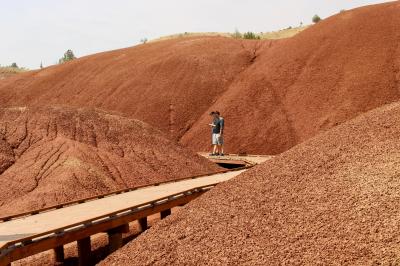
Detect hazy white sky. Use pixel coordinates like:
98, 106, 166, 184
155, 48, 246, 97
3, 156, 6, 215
0, 0, 393, 69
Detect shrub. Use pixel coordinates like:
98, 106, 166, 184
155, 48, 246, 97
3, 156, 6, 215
243, 31, 261, 40
59, 50, 76, 64
11, 62, 18, 68
312, 14, 322, 23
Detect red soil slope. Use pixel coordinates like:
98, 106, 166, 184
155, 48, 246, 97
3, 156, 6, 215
0, 107, 219, 216
101, 101, 400, 265
0, 38, 254, 141
0, 2, 399, 155
182, 1, 400, 154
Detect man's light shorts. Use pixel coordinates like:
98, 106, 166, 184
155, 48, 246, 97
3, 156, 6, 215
212, 133, 224, 145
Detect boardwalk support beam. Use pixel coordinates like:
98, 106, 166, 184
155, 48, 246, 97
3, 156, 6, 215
77, 237, 91, 266
107, 224, 128, 253
53, 245, 64, 264
138, 217, 148, 231
160, 209, 171, 219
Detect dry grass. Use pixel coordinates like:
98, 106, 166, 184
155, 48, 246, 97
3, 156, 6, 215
0, 67, 27, 79
150, 26, 308, 43
259, 26, 309, 39
150, 32, 231, 43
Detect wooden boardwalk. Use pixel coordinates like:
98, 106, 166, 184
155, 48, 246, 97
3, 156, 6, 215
0, 154, 271, 265
0, 169, 246, 265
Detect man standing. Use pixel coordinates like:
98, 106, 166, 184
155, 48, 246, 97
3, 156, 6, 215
209, 111, 224, 156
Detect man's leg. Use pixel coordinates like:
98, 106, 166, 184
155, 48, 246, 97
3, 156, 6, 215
217, 135, 224, 156
213, 144, 218, 155
210, 134, 218, 155
219, 145, 224, 156
210, 134, 214, 155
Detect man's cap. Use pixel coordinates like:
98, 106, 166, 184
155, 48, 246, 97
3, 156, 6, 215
210, 111, 215, 115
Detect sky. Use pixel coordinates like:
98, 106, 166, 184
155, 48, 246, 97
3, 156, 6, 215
0, 0, 394, 69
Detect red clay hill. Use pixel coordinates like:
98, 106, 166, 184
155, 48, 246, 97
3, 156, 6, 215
0, 2, 399, 155
0, 106, 219, 216
0, 38, 254, 142
100, 99, 400, 265
182, 1, 400, 154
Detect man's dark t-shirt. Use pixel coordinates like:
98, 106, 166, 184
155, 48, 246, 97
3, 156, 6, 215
212, 117, 224, 134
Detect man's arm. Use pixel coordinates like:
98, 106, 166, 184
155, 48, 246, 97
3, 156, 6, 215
219, 118, 224, 135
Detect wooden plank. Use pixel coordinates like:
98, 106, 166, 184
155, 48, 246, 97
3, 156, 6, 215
77, 237, 91, 266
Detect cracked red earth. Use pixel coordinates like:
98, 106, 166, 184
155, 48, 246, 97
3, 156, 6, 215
0, 106, 220, 216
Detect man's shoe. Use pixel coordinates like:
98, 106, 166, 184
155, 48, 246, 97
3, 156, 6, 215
220, 153, 225, 156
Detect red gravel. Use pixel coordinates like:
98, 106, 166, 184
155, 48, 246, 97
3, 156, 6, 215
0, 106, 220, 216
100, 100, 400, 265
1, 3, 398, 155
